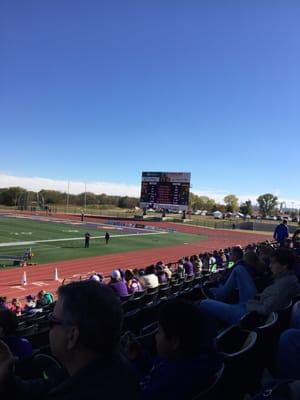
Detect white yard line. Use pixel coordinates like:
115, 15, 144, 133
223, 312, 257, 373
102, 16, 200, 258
0, 231, 167, 248
1, 213, 161, 233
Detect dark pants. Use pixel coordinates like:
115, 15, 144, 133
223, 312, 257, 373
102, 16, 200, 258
85, 240, 89, 248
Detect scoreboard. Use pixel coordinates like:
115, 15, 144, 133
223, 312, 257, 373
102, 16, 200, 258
140, 172, 191, 211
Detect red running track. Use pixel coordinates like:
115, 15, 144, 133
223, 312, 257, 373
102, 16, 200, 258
0, 212, 272, 300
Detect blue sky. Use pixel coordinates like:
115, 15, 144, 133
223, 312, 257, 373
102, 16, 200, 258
1, 1, 299, 205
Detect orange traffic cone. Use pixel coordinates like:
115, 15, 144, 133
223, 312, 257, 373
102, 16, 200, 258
21, 271, 27, 286
54, 268, 59, 281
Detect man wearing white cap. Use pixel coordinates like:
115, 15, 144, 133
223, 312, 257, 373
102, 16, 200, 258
108, 270, 128, 297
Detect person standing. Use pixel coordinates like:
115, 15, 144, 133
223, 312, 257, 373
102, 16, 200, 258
85, 232, 91, 248
274, 219, 289, 246
105, 232, 110, 244
81, 211, 84, 222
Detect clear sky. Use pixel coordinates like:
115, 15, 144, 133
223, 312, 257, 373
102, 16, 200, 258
1, 1, 299, 205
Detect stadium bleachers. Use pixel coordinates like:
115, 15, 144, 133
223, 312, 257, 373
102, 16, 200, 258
2, 240, 300, 399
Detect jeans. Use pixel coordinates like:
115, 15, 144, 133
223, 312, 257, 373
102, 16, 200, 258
291, 301, 300, 329
277, 329, 300, 379
199, 265, 257, 325
200, 299, 247, 325
210, 264, 257, 303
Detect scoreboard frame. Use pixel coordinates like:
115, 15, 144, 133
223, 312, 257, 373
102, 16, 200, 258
139, 171, 191, 212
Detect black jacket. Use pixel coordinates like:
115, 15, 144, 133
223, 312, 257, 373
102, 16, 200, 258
4, 355, 140, 400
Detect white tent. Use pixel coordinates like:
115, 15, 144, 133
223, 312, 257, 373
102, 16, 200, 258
213, 211, 223, 219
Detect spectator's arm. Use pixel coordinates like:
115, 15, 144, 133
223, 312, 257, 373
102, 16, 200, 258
246, 290, 279, 315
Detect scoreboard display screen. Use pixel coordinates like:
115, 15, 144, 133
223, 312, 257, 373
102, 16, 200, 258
140, 172, 191, 211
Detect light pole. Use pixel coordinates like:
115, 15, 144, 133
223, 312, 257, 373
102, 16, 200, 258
66, 181, 70, 213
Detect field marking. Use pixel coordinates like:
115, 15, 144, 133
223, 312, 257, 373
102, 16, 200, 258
31, 281, 50, 286
10, 286, 26, 291
0, 231, 167, 248
0, 213, 161, 233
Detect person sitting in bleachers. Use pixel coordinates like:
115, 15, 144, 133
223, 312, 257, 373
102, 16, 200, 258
0, 309, 32, 360
0, 297, 8, 310
175, 259, 185, 280
213, 250, 223, 269
108, 269, 129, 297
10, 298, 22, 316
257, 243, 274, 268
246, 248, 300, 314
0, 281, 140, 399
163, 263, 173, 280
203, 246, 250, 299
191, 255, 202, 274
125, 269, 144, 294
140, 265, 159, 289
156, 261, 172, 281
219, 249, 227, 267
23, 295, 37, 314
36, 290, 54, 308
208, 252, 217, 271
89, 272, 103, 282
123, 300, 222, 400
243, 250, 272, 292
199, 248, 300, 326
155, 264, 168, 284
183, 256, 194, 277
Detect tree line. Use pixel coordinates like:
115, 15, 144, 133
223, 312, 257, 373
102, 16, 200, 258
0, 187, 139, 209
189, 193, 281, 217
0, 187, 283, 216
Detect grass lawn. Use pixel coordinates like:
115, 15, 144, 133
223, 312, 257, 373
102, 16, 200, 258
0, 216, 207, 265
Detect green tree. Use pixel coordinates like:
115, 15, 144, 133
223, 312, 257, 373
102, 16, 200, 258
39, 190, 66, 204
118, 196, 139, 208
206, 198, 216, 211
97, 194, 120, 206
257, 193, 278, 216
0, 188, 9, 205
240, 200, 253, 216
76, 192, 98, 206
224, 194, 239, 212
0, 187, 26, 206
189, 193, 216, 211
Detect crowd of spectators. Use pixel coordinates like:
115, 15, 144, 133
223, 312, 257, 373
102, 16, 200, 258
0, 290, 54, 317
1, 233, 300, 398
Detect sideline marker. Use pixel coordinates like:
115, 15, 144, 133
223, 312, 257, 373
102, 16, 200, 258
54, 268, 59, 281
21, 271, 27, 286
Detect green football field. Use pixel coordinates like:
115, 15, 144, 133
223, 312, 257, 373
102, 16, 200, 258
0, 216, 207, 265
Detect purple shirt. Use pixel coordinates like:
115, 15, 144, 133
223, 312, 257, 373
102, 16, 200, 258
184, 261, 194, 276
3, 336, 33, 359
109, 280, 129, 297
